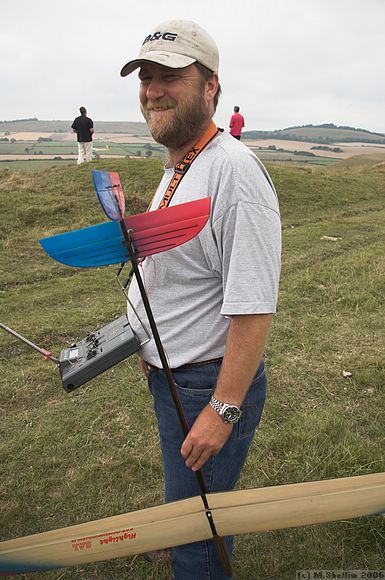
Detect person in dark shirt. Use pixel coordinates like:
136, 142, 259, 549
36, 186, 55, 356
71, 107, 94, 164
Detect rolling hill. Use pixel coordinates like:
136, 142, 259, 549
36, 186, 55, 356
243, 123, 385, 144
0, 118, 150, 136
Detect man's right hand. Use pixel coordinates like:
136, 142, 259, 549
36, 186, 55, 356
180, 405, 233, 471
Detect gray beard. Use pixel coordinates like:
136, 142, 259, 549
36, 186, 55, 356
142, 101, 210, 150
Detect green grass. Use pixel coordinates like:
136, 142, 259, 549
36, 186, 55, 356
93, 143, 165, 158
0, 159, 76, 171
1, 158, 385, 579
250, 148, 339, 165
0, 141, 77, 154
0, 140, 166, 158
0, 119, 150, 135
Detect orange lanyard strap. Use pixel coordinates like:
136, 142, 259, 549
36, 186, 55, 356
156, 120, 219, 210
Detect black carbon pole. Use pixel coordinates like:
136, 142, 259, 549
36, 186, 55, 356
121, 224, 232, 577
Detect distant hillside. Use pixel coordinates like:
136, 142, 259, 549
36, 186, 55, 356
243, 123, 385, 144
2, 119, 385, 144
0, 118, 150, 136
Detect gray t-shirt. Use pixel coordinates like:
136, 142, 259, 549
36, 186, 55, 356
128, 131, 281, 368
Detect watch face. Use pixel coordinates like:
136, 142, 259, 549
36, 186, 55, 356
223, 405, 242, 424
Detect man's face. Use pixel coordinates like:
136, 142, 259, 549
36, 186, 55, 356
138, 62, 213, 149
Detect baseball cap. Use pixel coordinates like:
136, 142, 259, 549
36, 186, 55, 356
120, 20, 219, 77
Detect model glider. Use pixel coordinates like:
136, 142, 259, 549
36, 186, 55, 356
1, 472, 384, 575
39, 174, 210, 268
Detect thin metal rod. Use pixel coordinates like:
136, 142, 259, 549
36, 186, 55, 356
119, 223, 232, 576
115, 264, 152, 341
0, 322, 59, 364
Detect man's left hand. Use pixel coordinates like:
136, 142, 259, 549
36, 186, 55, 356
180, 406, 233, 471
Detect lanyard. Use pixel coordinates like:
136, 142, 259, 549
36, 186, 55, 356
153, 120, 219, 210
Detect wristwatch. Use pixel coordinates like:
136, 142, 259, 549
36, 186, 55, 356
209, 395, 242, 424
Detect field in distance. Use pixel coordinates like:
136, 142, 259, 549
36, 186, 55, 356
0, 132, 164, 167
1, 120, 385, 168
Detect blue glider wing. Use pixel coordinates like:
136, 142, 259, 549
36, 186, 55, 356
39, 221, 129, 267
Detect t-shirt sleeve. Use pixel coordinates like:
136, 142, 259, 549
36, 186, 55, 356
215, 200, 281, 315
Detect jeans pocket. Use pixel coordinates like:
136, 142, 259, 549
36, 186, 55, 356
237, 370, 267, 439
174, 380, 215, 428
237, 400, 264, 439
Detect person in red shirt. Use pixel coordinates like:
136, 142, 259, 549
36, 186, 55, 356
229, 106, 245, 140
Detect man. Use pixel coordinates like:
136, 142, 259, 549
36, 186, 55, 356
71, 106, 94, 164
121, 19, 281, 579
229, 105, 245, 140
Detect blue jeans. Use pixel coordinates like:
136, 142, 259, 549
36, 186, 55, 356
148, 359, 266, 580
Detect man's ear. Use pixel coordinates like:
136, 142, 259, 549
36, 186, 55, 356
203, 73, 219, 114
206, 73, 219, 100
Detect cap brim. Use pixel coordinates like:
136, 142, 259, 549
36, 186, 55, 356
120, 51, 196, 77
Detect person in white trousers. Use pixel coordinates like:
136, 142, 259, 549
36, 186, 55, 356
71, 107, 94, 164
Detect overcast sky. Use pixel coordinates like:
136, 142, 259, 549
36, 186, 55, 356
1, 0, 384, 133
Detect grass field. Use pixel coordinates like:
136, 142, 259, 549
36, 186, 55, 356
1, 158, 385, 579
0, 141, 165, 159
0, 159, 76, 171
246, 148, 338, 165
3, 131, 385, 170
0, 120, 150, 135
